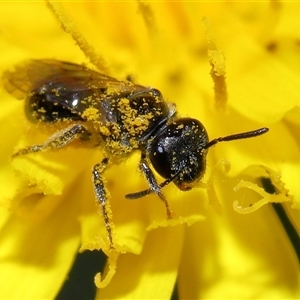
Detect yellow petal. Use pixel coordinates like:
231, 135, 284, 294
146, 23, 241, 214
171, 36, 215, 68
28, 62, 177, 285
0, 190, 81, 299
1, 2, 300, 297
178, 194, 299, 298
96, 225, 185, 299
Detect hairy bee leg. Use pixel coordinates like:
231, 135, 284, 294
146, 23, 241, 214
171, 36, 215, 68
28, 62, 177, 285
139, 154, 172, 219
12, 124, 91, 157
92, 158, 115, 249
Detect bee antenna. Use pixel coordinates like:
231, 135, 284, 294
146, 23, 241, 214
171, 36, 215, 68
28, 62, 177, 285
204, 127, 269, 150
126, 127, 269, 200
125, 171, 179, 200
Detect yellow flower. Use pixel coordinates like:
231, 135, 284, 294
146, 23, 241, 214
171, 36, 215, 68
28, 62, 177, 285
0, 1, 299, 299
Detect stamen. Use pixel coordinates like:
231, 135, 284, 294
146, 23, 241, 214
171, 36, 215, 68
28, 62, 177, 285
202, 17, 227, 110
138, 1, 157, 36
47, 1, 109, 73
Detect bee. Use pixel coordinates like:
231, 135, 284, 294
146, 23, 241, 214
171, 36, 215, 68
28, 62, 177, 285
2, 59, 268, 249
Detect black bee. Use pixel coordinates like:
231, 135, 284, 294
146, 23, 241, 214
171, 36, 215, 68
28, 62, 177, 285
2, 59, 268, 248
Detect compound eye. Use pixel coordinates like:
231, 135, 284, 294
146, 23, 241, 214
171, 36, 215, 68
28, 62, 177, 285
149, 118, 208, 183
150, 135, 175, 180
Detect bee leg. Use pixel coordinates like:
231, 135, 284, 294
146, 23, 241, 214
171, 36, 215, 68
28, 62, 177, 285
139, 153, 172, 219
12, 124, 91, 157
92, 158, 115, 249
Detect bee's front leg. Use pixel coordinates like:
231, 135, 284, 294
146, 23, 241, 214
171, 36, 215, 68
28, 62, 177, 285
138, 153, 172, 219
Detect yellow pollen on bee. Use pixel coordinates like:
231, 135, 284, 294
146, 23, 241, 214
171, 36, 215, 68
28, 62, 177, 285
82, 107, 100, 121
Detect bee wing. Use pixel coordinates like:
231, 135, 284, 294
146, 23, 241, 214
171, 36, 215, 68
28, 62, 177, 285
2, 59, 144, 100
